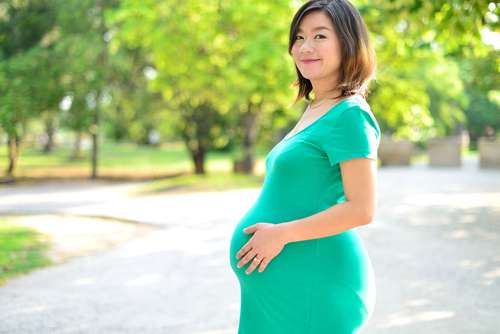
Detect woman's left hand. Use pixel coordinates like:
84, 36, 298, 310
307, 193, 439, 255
235, 223, 289, 275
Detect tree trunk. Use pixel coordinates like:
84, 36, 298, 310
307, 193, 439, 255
71, 131, 82, 159
241, 101, 261, 174
91, 109, 99, 179
90, 0, 109, 180
6, 133, 19, 177
193, 149, 206, 174
183, 131, 207, 175
179, 102, 218, 175
43, 117, 55, 153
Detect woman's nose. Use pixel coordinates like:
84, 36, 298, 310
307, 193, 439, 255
299, 39, 314, 53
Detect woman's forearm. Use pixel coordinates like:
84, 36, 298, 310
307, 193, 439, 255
278, 201, 373, 244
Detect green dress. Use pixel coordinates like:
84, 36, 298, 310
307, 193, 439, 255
229, 94, 381, 334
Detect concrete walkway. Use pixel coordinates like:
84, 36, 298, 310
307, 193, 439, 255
0, 159, 499, 333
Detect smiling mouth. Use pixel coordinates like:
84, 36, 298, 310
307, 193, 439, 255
301, 59, 320, 64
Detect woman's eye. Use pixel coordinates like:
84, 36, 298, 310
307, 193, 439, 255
295, 34, 325, 40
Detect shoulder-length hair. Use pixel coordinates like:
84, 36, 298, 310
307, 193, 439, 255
288, 0, 376, 103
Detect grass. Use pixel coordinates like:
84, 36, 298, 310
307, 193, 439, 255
0, 140, 268, 181
0, 218, 53, 286
0, 141, 194, 178
0, 140, 268, 194
0, 139, 480, 194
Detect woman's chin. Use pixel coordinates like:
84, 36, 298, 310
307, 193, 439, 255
301, 73, 321, 81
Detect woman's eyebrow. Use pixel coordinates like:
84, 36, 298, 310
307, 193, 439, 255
297, 26, 331, 33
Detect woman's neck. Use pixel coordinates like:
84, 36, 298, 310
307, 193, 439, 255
312, 90, 342, 102
311, 84, 342, 102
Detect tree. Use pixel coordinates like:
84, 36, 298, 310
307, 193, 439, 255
0, 0, 57, 177
356, 0, 497, 143
54, 0, 120, 178
109, 0, 299, 174
459, 47, 500, 147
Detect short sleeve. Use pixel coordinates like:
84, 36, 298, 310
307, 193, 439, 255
320, 105, 380, 166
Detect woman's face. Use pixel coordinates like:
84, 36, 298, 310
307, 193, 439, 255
291, 10, 342, 82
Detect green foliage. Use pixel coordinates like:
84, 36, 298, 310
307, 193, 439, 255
1, 0, 498, 177
0, 0, 56, 59
108, 0, 301, 154
0, 1, 58, 137
358, 0, 498, 142
459, 47, 500, 145
0, 218, 52, 285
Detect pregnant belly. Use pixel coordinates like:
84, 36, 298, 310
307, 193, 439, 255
229, 208, 375, 308
229, 209, 318, 285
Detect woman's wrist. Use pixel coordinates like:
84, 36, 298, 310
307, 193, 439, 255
276, 221, 298, 245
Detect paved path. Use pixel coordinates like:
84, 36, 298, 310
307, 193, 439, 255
0, 159, 499, 333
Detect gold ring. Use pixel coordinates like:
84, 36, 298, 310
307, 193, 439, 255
254, 256, 262, 262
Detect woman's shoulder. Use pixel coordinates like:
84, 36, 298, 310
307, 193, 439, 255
331, 94, 380, 136
326, 94, 373, 120
339, 94, 373, 115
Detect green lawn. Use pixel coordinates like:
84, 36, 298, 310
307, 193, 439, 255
0, 141, 197, 176
0, 140, 479, 194
0, 140, 268, 180
0, 218, 53, 286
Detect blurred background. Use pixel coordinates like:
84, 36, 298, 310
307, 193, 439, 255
0, 1, 499, 333
0, 0, 498, 183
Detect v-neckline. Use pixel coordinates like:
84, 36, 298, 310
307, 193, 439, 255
282, 95, 357, 142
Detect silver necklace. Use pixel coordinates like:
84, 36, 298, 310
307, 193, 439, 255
308, 97, 337, 110
285, 97, 338, 139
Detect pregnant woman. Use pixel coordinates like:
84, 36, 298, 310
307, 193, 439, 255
229, 1, 380, 333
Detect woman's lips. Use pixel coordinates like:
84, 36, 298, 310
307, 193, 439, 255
301, 59, 320, 64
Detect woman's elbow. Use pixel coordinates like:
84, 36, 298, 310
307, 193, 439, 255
347, 199, 376, 225
357, 204, 376, 225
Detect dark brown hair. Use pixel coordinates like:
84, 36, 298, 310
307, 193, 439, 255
288, 0, 376, 103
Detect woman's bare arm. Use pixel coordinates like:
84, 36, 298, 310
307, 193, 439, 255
278, 157, 378, 243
